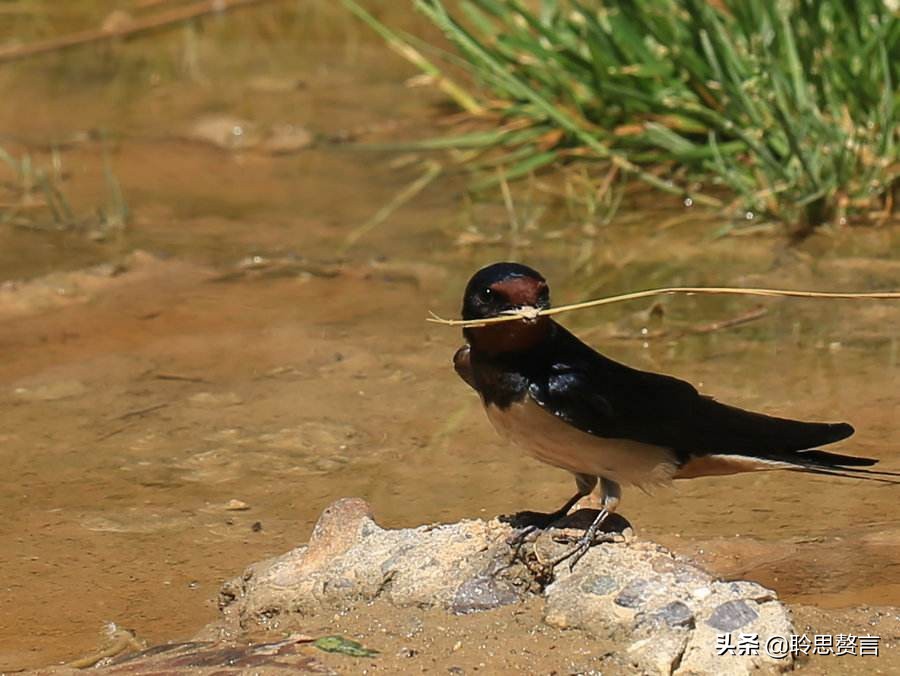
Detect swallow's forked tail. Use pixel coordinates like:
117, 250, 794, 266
673, 404, 898, 484
675, 447, 900, 483
771, 448, 900, 484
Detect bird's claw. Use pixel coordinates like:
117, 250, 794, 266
507, 523, 537, 543
546, 508, 614, 571
503, 506, 572, 551
553, 531, 624, 570
549, 532, 594, 570
505, 524, 542, 549
505, 507, 624, 574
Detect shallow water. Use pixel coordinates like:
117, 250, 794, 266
1, 3, 899, 671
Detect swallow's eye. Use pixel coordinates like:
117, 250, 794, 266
478, 287, 494, 303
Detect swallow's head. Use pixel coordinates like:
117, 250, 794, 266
461, 262, 552, 354
462, 262, 550, 321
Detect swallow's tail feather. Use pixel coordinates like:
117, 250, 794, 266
766, 448, 900, 483
670, 400, 897, 483
792, 448, 876, 467
674, 447, 900, 484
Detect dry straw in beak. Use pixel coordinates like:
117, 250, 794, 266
427, 286, 900, 328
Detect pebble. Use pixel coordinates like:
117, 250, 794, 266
13, 379, 87, 401
187, 391, 243, 407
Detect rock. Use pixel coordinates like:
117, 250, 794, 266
218, 499, 519, 627
187, 391, 243, 407
304, 497, 374, 570
13, 379, 87, 401
655, 600, 695, 628
679, 598, 793, 675
450, 573, 521, 614
186, 115, 263, 151
706, 599, 758, 632
217, 498, 794, 675
184, 116, 313, 154
261, 124, 314, 155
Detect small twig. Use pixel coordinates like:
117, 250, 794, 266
0, 0, 285, 64
427, 286, 900, 328
97, 427, 127, 442
689, 305, 769, 334
115, 402, 168, 421
610, 305, 769, 341
154, 373, 208, 383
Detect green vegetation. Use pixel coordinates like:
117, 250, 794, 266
0, 141, 128, 236
346, 0, 898, 233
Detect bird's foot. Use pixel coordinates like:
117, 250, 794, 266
503, 507, 571, 549
501, 507, 577, 571
548, 508, 612, 571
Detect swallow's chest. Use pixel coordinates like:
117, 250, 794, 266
485, 395, 604, 470
484, 395, 675, 487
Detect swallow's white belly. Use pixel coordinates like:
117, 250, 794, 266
485, 395, 677, 488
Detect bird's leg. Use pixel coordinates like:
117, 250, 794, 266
506, 474, 596, 548
551, 478, 621, 571
508, 491, 582, 547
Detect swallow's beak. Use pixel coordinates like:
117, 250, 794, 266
502, 304, 545, 322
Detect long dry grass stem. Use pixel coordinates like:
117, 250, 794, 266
428, 286, 900, 328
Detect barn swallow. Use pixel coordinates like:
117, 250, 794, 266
453, 262, 897, 568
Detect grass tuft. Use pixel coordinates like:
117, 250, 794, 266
0, 139, 129, 236
348, 0, 898, 232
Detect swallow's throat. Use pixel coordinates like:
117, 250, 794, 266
464, 316, 552, 355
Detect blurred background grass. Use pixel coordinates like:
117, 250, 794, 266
1, 0, 897, 239
345, 0, 898, 236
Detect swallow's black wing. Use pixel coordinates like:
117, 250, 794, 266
527, 323, 896, 481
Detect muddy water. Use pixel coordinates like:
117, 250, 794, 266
1, 3, 899, 672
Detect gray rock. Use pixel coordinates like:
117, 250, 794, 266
582, 574, 618, 596
451, 574, 520, 614
656, 600, 695, 628
707, 599, 759, 632
614, 578, 655, 608
217, 498, 794, 675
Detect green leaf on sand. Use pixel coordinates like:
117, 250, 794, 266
313, 635, 379, 657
